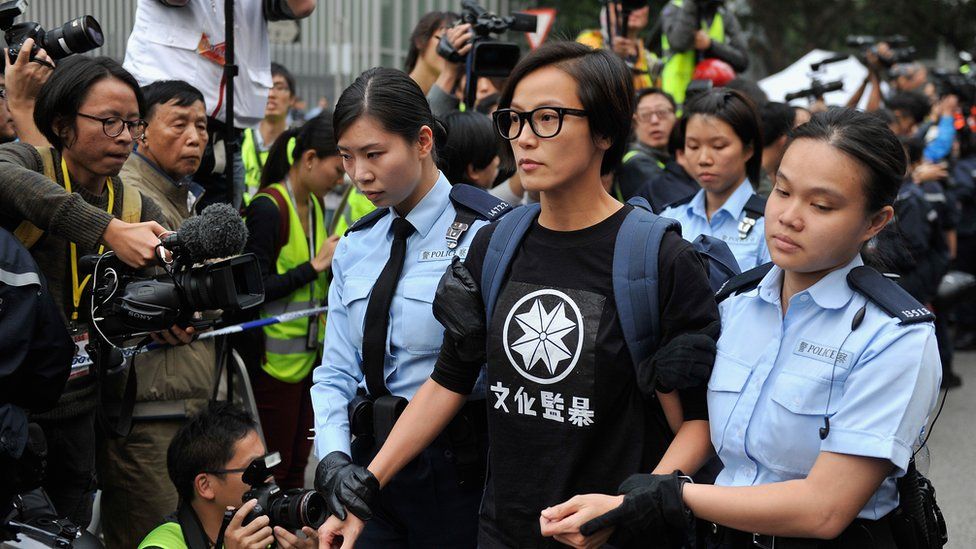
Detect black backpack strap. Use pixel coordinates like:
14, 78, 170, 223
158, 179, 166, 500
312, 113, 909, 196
446, 184, 512, 249
738, 194, 766, 240
847, 266, 935, 324
715, 262, 775, 302
345, 207, 390, 236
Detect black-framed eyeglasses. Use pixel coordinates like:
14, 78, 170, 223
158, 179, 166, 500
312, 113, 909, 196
77, 112, 148, 140
492, 106, 588, 140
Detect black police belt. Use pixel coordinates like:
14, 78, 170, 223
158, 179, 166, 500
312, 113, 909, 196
699, 512, 897, 549
349, 392, 487, 490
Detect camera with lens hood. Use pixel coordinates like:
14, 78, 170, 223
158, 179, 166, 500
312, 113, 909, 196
0, 0, 105, 63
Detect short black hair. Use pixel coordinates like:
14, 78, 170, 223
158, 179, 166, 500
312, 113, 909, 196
667, 116, 687, 157
167, 402, 257, 504
34, 56, 146, 151
141, 80, 205, 122
725, 77, 769, 108
437, 111, 499, 185
886, 92, 931, 125
634, 87, 676, 111
685, 88, 764, 184
760, 102, 796, 145
499, 41, 634, 176
899, 135, 925, 166
271, 62, 296, 96
404, 11, 456, 73
789, 107, 906, 213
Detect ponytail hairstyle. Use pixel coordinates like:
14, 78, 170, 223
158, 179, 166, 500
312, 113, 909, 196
684, 88, 764, 184
788, 107, 905, 214
260, 113, 338, 188
333, 67, 447, 163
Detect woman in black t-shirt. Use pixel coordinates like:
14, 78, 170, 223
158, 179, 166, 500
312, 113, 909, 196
317, 41, 719, 549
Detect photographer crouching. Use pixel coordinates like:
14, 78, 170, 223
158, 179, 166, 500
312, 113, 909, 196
0, 54, 187, 531
94, 79, 218, 549
139, 402, 322, 549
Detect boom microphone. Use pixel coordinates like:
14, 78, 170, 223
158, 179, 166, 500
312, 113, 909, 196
161, 203, 248, 263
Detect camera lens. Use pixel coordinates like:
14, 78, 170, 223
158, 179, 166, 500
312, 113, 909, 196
269, 489, 328, 529
43, 16, 104, 60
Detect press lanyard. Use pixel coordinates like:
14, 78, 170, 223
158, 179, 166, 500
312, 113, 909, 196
64, 158, 114, 321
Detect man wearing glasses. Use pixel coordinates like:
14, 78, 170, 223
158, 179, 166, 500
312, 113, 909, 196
613, 88, 686, 205
139, 402, 318, 549
0, 55, 185, 532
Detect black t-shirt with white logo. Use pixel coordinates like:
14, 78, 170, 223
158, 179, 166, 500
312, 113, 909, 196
433, 205, 718, 548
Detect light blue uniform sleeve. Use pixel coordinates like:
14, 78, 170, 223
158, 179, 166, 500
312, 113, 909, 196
923, 115, 956, 163
820, 323, 941, 474
311, 238, 364, 458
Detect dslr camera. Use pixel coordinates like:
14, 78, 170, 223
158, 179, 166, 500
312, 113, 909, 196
0, 0, 104, 63
240, 453, 328, 530
437, 0, 536, 105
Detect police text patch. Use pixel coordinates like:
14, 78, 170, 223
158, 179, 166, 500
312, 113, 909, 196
418, 247, 469, 262
793, 339, 850, 367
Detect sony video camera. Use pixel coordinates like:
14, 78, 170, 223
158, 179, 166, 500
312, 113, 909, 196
86, 204, 264, 343
437, 0, 536, 106
0, 0, 104, 63
240, 453, 328, 530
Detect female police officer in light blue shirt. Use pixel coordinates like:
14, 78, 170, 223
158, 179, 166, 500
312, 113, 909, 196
561, 109, 941, 548
662, 89, 771, 270
309, 67, 508, 548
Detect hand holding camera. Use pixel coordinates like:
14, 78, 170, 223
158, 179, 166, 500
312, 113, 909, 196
224, 499, 275, 549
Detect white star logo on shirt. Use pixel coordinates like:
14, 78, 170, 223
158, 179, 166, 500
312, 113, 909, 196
510, 299, 577, 375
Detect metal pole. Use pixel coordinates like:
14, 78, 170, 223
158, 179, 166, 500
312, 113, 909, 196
224, 0, 237, 207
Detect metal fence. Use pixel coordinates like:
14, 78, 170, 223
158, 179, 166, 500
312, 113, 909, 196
19, 0, 521, 111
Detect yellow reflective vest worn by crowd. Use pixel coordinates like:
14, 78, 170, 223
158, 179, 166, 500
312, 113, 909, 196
661, 0, 725, 106
241, 128, 269, 204
330, 184, 376, 236
253, 183, 328, 383
137, 522, 186, 549
577, 29, 659, 90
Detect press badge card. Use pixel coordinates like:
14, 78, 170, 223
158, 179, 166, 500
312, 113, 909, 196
70, 329, 93, 380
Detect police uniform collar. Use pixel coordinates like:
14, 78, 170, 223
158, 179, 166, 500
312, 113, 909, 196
689, 178, 753, 220
758, 255, 862, 309
394, 171, 451, 239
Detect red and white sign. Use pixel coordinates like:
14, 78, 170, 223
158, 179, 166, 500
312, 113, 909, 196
523, 8, 557, 50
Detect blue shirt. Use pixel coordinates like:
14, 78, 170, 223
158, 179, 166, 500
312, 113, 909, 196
312, 174, 490, 457
661, 180, 771, 270
709, 255, 941, 519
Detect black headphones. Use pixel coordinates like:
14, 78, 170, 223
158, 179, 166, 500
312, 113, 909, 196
820, 304, 867, 440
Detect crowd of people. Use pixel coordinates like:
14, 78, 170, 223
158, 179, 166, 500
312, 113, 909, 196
0, 0, 965, 548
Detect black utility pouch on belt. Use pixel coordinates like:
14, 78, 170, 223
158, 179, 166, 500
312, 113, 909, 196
372, 395, 408, 447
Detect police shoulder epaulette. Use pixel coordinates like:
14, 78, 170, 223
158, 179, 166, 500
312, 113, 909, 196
663, 192, 695, 211
715, 262, 775, 302
449, 184, 512, 221
744, 194, 766, 217
847, 266, 935, 325
344, 208, 390, 236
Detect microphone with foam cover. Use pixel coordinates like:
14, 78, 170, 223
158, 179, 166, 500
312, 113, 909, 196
161, 203, 248, 263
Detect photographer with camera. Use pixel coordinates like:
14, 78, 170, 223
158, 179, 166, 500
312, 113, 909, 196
659, 0, 749, 107
90, 79, 218, 549
577, 1, 659, 90
0, 54, 189, 530
139, 402, 321, 549
406, 11, 457, 95
123, 0, 316, 211
1, 37, 55, 147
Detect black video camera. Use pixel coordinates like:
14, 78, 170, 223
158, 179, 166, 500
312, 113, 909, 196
0, 0, 104, 63
931, 68, 976, 106
437, 0, 536, 106
240, 453, 328, 530
85, 204, 264, 343
846, 34, 915, 69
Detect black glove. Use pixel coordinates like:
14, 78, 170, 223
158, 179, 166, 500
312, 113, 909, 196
313, 451, 380, 521
579, 471, 691, 538
638, 331, 717, 394
432, 257, 487, 363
